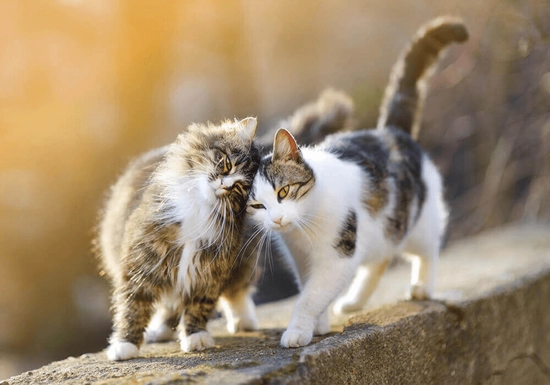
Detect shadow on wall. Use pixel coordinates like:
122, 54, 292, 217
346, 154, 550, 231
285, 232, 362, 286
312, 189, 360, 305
0, 0, 549, 379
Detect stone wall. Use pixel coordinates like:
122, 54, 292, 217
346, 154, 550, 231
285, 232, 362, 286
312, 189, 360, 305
4, 223, 550, 384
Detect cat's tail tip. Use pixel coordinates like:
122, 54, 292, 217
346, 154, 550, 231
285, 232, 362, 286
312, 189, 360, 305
377, 16, 469, 139
421, 16, 469, 45
282, 88, 355, 145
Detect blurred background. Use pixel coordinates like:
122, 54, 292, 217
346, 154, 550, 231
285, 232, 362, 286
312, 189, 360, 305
1, 0, 549, 379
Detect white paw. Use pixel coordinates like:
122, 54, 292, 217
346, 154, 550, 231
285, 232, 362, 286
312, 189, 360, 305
333, 297, 363, 315
106, 341, 139, 361
409, 284, 431, 300
144, 323, 177, 343
226, 314, 259, 334
180, 331, 215, 352
280, 329, 313, 348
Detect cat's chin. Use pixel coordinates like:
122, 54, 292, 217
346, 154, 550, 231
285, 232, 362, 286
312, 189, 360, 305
215, 188, 230, 197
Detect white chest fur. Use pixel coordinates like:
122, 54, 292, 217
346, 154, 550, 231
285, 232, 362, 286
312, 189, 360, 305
170, 178, 219, 295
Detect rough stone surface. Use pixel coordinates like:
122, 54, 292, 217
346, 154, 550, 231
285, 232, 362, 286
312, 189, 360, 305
4, 223, 550, 384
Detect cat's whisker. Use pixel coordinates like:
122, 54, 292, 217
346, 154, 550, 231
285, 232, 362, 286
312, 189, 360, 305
200, 201, 225, 246
255, 232, 268, 284
234, 225, 265, 268
260, 229, 275, 282
265, 231, 276, 282
186, 199, 223, 246
301, 211, 330, 224
218, 198, 231, 240
295, 221, 316, 250
204, 199, 232, 269
228, 221, 249, 273
246, 228, 270, 283
213, 199, 229, 253
298, 218, 324, 241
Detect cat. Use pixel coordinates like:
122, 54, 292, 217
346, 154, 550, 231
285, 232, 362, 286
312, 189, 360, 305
246, 17, 469, 348
97, 118, 261, 360
241, 89, 356, 303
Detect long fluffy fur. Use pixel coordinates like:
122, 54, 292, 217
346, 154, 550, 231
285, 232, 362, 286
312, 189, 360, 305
97, 118, 261, 360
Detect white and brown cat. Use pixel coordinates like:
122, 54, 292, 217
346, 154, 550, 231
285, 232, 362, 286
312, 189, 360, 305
247, 17, 468, 348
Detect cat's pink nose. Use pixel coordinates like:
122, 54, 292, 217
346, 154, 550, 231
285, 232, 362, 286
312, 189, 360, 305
272, 217, 290, 229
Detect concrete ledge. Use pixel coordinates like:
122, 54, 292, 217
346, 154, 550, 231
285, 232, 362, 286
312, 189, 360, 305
5, 223, 550, 384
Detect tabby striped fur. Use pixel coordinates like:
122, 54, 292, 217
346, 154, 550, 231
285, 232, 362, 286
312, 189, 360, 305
97, 118, 261, 360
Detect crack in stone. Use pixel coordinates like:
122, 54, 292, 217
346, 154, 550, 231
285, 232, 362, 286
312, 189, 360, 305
481, 352, 550, 383
531, 353, 550, 379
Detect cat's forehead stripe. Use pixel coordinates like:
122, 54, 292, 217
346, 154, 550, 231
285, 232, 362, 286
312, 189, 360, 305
259, 156, 314, 190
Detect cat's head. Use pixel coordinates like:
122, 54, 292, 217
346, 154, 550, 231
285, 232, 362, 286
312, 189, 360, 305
248, 129, 315, 232
160, 117, 260, 215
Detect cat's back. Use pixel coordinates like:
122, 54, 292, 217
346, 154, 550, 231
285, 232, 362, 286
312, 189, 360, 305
321, 127, 425, 183
98, 146, 168, 276
322, 127, 435, 243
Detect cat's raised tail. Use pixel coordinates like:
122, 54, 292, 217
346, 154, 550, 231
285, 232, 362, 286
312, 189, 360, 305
377, 16, 468, 139
279, 88, 354, 145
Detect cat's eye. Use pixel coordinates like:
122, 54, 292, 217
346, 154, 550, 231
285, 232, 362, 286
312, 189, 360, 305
277, 185, 290, 202
250, 203, 266, 210
218, 154, 232, 175
224, 156, 232, 173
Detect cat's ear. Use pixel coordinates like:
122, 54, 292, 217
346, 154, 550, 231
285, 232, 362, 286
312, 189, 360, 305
236, 117, 258, 142
273, 128, 301, 162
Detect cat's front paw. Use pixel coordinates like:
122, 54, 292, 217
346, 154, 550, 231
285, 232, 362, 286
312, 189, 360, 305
409, 284, 431, 300
280, 329, 313, 348
106, 341, 139, 361
180, 331, 215, 352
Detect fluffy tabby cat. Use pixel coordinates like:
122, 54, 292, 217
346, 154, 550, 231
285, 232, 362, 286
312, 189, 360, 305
97, 118, 261, 360
247, 17, 468, 348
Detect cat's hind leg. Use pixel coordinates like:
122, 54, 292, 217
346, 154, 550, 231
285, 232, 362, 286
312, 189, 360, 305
313, 309, 330, 336
404, 249, 438, 300
219, 288, 259, 334
333, 259, 390, 315
404, 157, 447, 300
403, 208, 442, 300
144, 293, 181, 343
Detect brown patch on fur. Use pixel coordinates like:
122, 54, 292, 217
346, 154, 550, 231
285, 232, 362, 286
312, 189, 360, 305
381, 128, 426, 243
364, 180, 389, 217
334, 210, 358, 258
